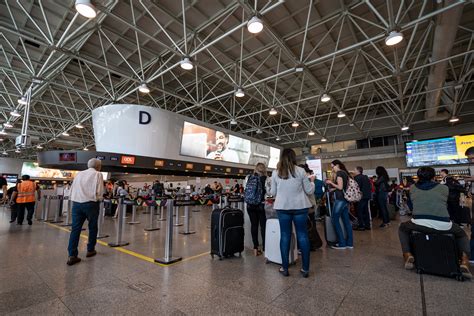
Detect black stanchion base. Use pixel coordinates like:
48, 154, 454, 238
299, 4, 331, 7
50, 220, 63, 223
156, 218, 166, 221
144, 227, 160, 231
60, 223, 72, 227
142, 211, 150, 214
155, 257, 182, 265
128, 221, 141, 225
179, 231, 196, 235
108, 242, 129, 247
173, 223, 183, 227
97, 234, 109, 239
192, 209, 200, 212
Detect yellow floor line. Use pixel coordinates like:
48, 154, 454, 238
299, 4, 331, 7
45, 222, 207, 267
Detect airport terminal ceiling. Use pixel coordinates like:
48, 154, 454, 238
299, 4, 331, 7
0, 0, 473, 159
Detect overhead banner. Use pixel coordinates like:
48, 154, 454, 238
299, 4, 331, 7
21, 162, 108, 180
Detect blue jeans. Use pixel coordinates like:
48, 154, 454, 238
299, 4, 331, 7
377, 191, 390, 224
68, 201, 100, 257
276, 209, 310, 272
332, 199, 353, 247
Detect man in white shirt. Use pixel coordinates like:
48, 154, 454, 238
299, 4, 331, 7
67, 158, 104, 266
206, 131, 240, 163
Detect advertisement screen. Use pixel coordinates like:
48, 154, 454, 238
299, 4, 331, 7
21, 163, 108, 180
180, 121, 280, 168
59, 152, 76, 162
405, 134, 473, 167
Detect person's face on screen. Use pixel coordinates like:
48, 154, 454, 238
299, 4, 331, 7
215, 131, 228, 151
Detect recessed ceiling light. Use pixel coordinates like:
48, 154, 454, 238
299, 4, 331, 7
138, 82, 150, 94
337, 111, 346, 118
269, 108, 277, 115
291, 121, 299, 127
401, 125, 409, 131
256, 129, 262, 134
321, 137, 327, 142
75, 0, 97, 19
75, 123, 84, 129
230, 118, 238, 125
83, 147, 89, 151
385, 31, 403, 46
180, 56, 193, 70
276, 136, 281, 141
321, 93, 331, 102
308, 130, 315, 136
10, 109, 21, 117
62, 131, 70, 136
247, 16, 263, 34
235, 87, 245, 98
295, 65, 304, 73
3, 122, 13, 128
18, 96, 27, 105
449, 116, 459, 123
349, 122, 354, 126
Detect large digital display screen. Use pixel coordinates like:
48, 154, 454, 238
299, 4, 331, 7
405, 134, 473, 167
180, 121, 280, 168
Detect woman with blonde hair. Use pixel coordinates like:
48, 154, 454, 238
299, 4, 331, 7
270, 149, 314, 277
244, 162, 268, 256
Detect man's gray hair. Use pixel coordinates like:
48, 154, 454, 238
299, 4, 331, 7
87, 158, 101, 170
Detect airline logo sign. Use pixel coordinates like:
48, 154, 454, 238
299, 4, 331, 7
121, 155, 136, 165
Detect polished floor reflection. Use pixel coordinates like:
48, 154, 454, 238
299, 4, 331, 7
1, 204, 473, 315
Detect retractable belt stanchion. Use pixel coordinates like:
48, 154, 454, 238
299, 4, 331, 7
157, 200, 166, 221
61, 197, 72, 226
178, 199, 196, 235
173, 202, 183, 227
97, 200, 109, 239
127, 202, 140, 225
50, 196, 63, 223
43, 196, 52, 222
155, 199, 182, 265
108, 198, 129, 247
144, 198, 160, 231
38, 196, 47, 221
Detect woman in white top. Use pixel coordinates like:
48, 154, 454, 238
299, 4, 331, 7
270, 149, 315, 277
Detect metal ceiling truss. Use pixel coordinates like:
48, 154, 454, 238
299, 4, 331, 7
0, 0, 473, 158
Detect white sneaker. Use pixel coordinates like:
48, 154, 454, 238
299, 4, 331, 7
331, 245, 347, 250
346, 246, 354, 249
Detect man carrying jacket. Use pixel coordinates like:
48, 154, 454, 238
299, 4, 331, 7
354, 166, 372, 230
16, 175, 40, 225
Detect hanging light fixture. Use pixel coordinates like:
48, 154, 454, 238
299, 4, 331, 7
291, 121, 299, 127
10, 109, 21, 117
75, 0, 97, 19
449, 116, 459, 123
3, 122, 13, 128
180, 56, 193, 70
62, 131, 70, 136
269, 108, 277, 115
36, 144, 43, 149
385, 31, 403, 46
256, 129, 262, 134
75, 123, 84, 129
247, 16, 263, 34
2, 150, 8, 155
337, 111, 346, 118
230, 118, 238, 125
0, 138, 3, 142
401, 124, 409, 131
321, 93, 331, 103
276, 136, 281, 141
321, 137, 327, 142
18, 96, 27, 105
83, 147, 89, 151
235, 87, 245, 98
15, 148, 21, 153
0, 130, 7, 135
138, 82, 150, 94
308, 130, 315, 136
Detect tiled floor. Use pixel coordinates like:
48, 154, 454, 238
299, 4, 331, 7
1, 204, 473, 315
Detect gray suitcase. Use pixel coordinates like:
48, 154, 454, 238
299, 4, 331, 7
323, 191, 347, 246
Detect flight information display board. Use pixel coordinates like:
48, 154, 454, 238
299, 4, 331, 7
405, 135, 473, 167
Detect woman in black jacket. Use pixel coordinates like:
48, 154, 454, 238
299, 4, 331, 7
375, 166, 390, 228
245, 162, 267, 256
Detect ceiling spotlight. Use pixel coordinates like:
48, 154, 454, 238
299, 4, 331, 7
449, 116, 459, 123
247, 16, 263, 34
62, 131, 70, 136
349, 122, 354, 126
10, 109, 21, 117
308, 130, 315, 136
401, 125, 409, 131
36, 144, 43, 149
75, 0, 97, 19
230, 118, 238, 125
256, 129, 263, 134
83, 147, 89, 151
235, 87, 245, 98
2, 150, 8, 155
337, 111, 346, 118
138, 82, 150, 94
180, 56, 193, 70
276, 136, 281, 141
321, 137, 327, 142
3, 122, 13, 128
291, 121, 299, 127
295, 65, 304, 73
269, 108, 278, 115
385, 31, 403, 46
18, 96, 27, 105
0, 130, 7, 135
15, 148, 21, 153
321, 93, 331, 103
75, 123, 84, 129
0, 138, 3, 142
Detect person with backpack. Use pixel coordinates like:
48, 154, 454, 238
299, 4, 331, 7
244, 162, 267, 256
354, 166, 372, 231
325, 160, 354, 249
270, 149, 314, 277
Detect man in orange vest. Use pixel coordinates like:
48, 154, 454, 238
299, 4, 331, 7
16, 174, 40, 225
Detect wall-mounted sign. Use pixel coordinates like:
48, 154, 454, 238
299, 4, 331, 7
226, 168, 231, 173
110, 156, 118, 161
185, 163, 194, 169
120, 155, 136, 165
96, 155, 105, 160
204, 165, 212, 171
154, 160, 164, 167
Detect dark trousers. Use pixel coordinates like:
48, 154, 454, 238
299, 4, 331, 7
447, 200, 460, 224
68, 201, 99, 257
356, 198, 371, 229
377, 191, 390, 224
247, 203, 266, 250
17, 202, 35, 224
10, 204, 18, 222
398, 220, 470, 256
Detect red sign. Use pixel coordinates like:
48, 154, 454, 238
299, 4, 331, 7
120, 156, 135, 165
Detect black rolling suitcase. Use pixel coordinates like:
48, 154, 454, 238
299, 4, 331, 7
411, 231, 464, 281
308, 216, 323, 250
211, 206, 244, 259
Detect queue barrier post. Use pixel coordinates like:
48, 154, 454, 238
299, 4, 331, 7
173, 204, 183, 227
108, 198, 129, 247
157, 203, 166, 221
179, 200, 196, 235
38, 196, 47, 221
144, 198, 160, 231
97, 200, 109, 239
43, 196, 52, 222
50, 196, 63, 223
61, 197, 72, 226
155, 199, 182, 265
128, 203, 140, 225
